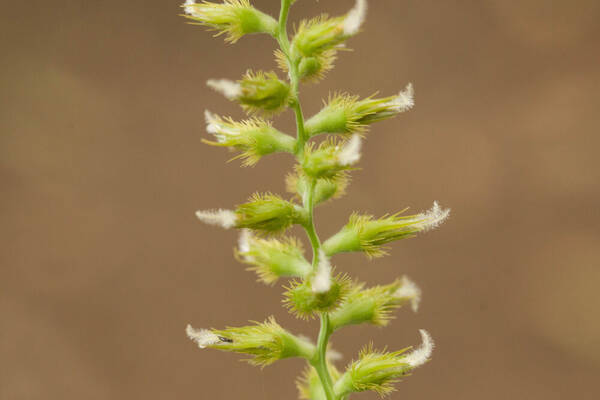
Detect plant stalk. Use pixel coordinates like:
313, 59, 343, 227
277, 1, 336, 399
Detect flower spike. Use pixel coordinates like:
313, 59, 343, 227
181, 0, 447, 397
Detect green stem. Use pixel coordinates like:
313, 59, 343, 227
278, 0, 292, 43
303, 179, 321, 261
304, 180, 337, 400
277, 2, 336, 399
277, 0, 307, 156
312, 313, 336, 400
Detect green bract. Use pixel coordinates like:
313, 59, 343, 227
283, 274, 351, 319
183, 1, 448, 399
335, 345, 411, 397
276, 48, 339, 83
329, 279, 417, 330
323, 203, 450, 258
238, 70, 292, 114
183, 0, 278, 43
302, 136, 361, 179
236, 232, 312, 284
187, 317, 315, 366
287, 170, 350, 205
204, 111, 296, 166
235, 193, 306, 233
305, 86, 414, 136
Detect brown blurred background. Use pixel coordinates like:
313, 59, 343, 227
2, 0, 599, 399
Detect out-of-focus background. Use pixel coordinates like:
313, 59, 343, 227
2, 0, 599, 399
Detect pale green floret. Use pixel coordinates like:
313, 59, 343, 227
292, 0, 366, 57
292, 15, 347, 57
283, 273, 351, 320
305, 84, 414, 137
288, 0, 366, 84
334, 345, 412, 397
329, 279, 415, 330
275, 47, 339, 83
188, 317, 315, 367
323, 202, 450, 258
334, 330, 434, 397
235, 192, 308, 233
237, 70, 292, 114
297, 49, 338, 82
182, 0, 278, 43
236, 230, 312, 284
204, 111, 296, 166
286, 170, 350, 205
302, 136, 362, 179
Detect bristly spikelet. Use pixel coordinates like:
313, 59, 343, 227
235, 192, 307, 234
275, 48, 339, 83
301, 135, 362, 179
286, 168, 350, 205
206, 72, 290, 115
293, 14, 346, 57
336, 331, 434, 397
347, 212, 418, 258
298, 49, 339, 82
235, 230, 311, 284
283, 272, 352, 320
329, 279, 415, 330
287, 0, 366, 84
203, 111, 296, 166
292, 0, 367, 57
237, 70, 292, 115
182, 0, 278, 43
346, 344, 411, 397
274, 47, 344, 83
322, 202, 450, 258
305, 85, 415, 137
187, 317, 315, 367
